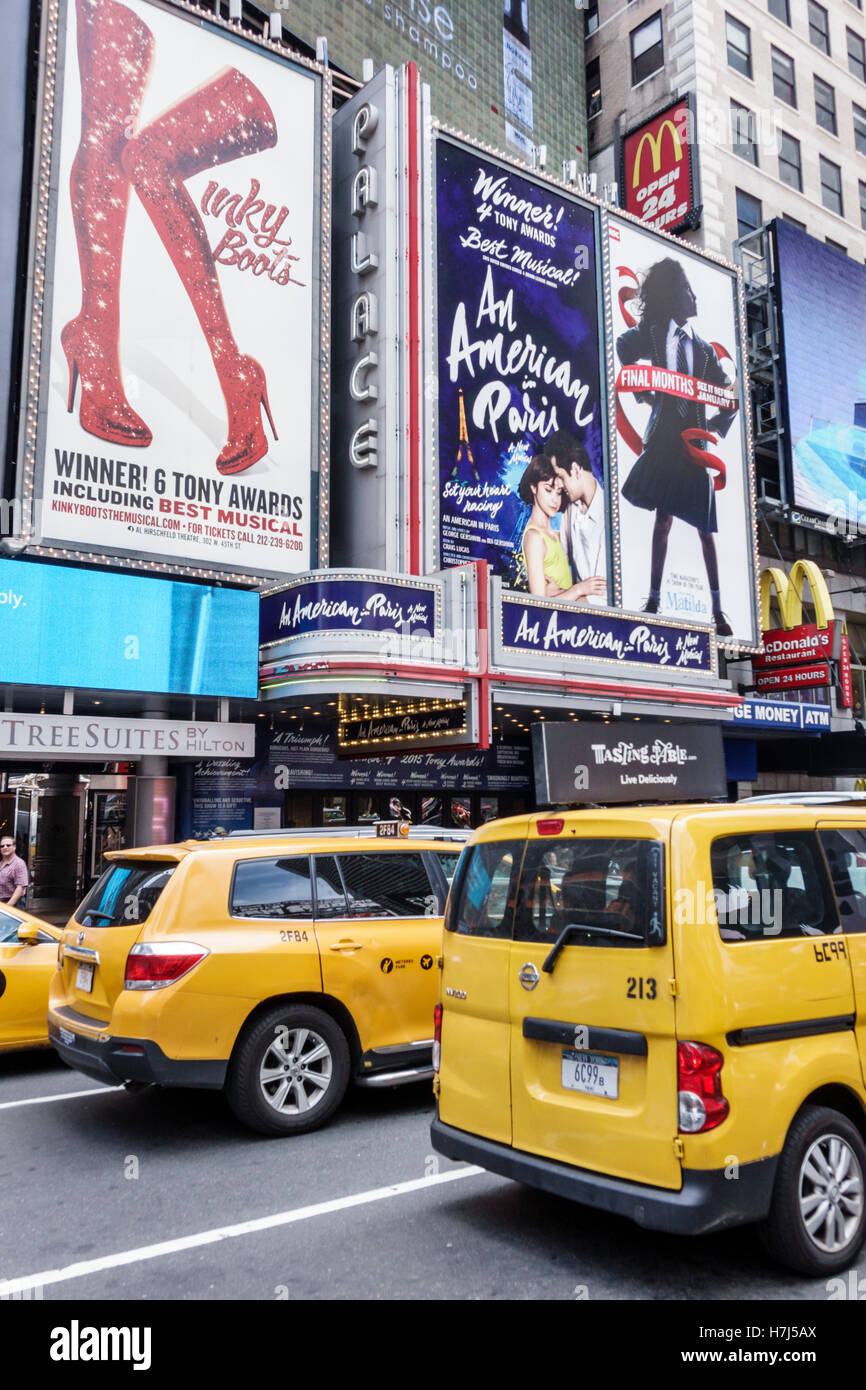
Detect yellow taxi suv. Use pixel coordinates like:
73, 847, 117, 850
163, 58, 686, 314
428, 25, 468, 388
0, 904, 62, 1053
48, 826, 466, 1135
431, 798, 866, 1276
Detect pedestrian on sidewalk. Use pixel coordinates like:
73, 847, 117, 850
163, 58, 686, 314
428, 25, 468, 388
0, 836, 29, 907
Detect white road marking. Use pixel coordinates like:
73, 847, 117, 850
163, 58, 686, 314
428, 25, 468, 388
0, 1166, 484, 1295
0, 1086, 121, 1111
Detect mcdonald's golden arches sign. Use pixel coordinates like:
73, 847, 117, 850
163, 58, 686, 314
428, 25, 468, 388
620, 95, 700, 234
754, 560, 851, 705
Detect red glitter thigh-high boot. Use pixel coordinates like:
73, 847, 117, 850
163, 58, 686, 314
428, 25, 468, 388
121, 68, 279, 474
62, 0, 154, 447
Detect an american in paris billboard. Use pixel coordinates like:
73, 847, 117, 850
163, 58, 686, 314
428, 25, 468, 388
27, 0, 327, 578
619, 96, 700, 235
773, 219, 866, 526
607, 214, 758, 648
435, 135, 608, 605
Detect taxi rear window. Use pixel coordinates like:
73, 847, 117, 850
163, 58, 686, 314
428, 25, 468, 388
709, 832, 837, 941
448, 840, 524, 938
75, 861, 176, 927
514, 838, 666, 949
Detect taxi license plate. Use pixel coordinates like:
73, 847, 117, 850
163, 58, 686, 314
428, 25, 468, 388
75, 962, 94, 993
561, 1049, 618, 1099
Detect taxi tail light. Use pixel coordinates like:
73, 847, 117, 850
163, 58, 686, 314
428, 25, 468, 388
432, 1002, 442, 1072
124, 942, 208, 991
537, 818, 565, 837
677, 1041, 729, 1133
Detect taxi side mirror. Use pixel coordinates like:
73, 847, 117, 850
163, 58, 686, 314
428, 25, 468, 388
16, 923, 40, 946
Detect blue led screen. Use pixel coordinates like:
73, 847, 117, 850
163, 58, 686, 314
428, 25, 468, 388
775, 219, 866, 520
0, 559, 258, 697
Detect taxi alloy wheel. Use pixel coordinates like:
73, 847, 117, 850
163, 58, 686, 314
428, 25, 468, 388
226, 1004, 350, 1137
760, 1105, 866, 1276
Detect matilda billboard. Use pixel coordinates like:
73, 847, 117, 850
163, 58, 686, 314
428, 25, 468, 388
20, 0, 329, 580
435, 135, 608, 604
607, 214, 758, 648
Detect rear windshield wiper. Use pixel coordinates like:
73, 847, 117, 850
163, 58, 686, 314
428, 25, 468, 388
542, 920, 645, 974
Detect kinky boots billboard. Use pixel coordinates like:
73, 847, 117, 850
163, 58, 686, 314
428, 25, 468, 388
18, 0, 330, 581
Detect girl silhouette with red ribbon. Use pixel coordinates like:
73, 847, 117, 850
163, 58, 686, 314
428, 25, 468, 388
616, 257, 738, 638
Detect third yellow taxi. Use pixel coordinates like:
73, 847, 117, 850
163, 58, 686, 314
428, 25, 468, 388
432, 795, 866, 1276
0, 903, 62, 1053
48, 824, 466, 1135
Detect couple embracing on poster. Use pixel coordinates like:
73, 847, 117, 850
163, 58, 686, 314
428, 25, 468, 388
518, 430, 608, 606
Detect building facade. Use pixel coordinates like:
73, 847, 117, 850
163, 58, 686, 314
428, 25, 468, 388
587, 0, 866, 256
587, 1, 866, 794
0, 0, 859, 919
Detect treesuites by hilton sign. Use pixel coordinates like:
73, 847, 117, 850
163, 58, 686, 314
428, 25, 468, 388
0, 715, 255, 760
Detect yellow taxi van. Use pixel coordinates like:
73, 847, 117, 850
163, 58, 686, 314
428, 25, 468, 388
48, 825, 466, 1135
432, 794, 866, 1275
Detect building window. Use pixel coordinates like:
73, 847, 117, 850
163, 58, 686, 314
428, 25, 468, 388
849, 28, 866, 81
778, 131, 802, 190
826, 238, 847, 254
584, 3, 599, 37
771, 47, 797, 106
731, 101, 758, 164
814, 75, 837, 133
860, 180, 866, 229
808, 0, 830, 52
820, 155, 844, 215
630, 12, 664, 85
768, 0, 790, 22
855, 103, 866, 153
782, 213, 806, 229
726, 14, 752, 78
736, 188, 762, 236
586, 57, 601, 119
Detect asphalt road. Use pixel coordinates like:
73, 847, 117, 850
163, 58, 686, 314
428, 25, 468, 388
0, 1049, 853, 1302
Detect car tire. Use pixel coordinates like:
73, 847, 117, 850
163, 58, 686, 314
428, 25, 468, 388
759, 1104, 866, 1276
226, 1004, 350, 1137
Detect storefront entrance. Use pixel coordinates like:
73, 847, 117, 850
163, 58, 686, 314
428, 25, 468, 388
2, 773, 132, 917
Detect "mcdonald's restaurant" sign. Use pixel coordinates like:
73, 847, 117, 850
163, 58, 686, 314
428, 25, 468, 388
620, 94, 700, 234
754, 560, 852, 706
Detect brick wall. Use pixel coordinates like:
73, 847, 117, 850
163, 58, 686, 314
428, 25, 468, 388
267, 0, 588, 173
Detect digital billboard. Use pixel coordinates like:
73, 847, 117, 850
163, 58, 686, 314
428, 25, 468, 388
774, 219, 866, 526
435, 135, 608, 605
607, 214, 758, 647
23, 0, 328, 579
0, 558, 258, 696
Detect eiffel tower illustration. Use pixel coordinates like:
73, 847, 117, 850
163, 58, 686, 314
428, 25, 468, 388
449, 388, 480, 482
